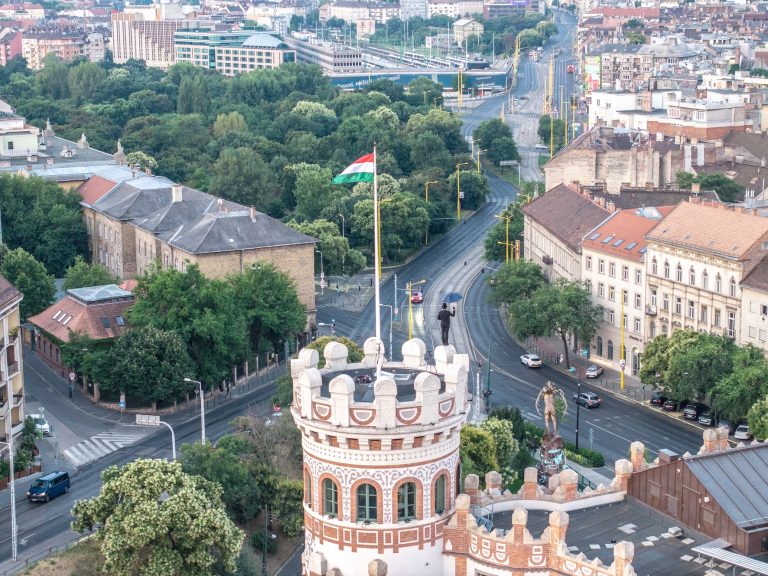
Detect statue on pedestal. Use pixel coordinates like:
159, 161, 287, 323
534, 381, 568, 483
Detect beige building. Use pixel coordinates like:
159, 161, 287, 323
112, 1, 189, 68
580, 206, 673, 375
78, 174, 319, 332
21, 30, 86, 69
739, 259, 768, 352
522, 184, 611, 282
0, 275, 24, 447
0, 111, 38, 157
452, 17, 483, 45
644, 199, 768, 344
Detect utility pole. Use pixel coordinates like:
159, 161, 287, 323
424, 180, 437, 244
549, 54, 555, 159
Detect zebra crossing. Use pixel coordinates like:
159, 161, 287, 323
63, 427, 151, 468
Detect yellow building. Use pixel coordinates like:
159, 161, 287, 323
0, 275, 24, 446
452, 17, 483, 45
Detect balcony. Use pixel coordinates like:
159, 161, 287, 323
645, 305, 657, 316
542, 255, 553, 265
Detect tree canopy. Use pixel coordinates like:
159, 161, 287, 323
676, 171, 744, 203
0, 247, 55, 319
63, 255, 120, 290
71, 459, 244, 576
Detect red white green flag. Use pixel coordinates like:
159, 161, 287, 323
332, 153, 375, 184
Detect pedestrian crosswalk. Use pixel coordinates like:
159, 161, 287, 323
63, 427, 151, 468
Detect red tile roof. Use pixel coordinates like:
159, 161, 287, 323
77, 174, 117, 206
0, 274, 21, 311
581, 206, 675, 261
28, 293, 133, 342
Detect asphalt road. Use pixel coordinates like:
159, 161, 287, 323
0, 377, 279, 569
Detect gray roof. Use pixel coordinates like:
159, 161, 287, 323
93, 177, 177, 220
67, 284, 133, 303
242, 33, 285, 48
132, 187, 239, 234
685, 443, 768, 530
160, 208, 315, 254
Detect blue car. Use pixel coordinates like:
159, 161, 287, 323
27, 471, 70, 503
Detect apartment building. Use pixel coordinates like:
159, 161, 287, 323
739, 258, 768, 352
402, 0, 427, 19
0, 2, 44, 20
581, 206, 673, 375
282, 34, 362, 72
175, 30, 296, 75
112, 1, 190, 68
0, 28, 21, 66
644, 200, 768, 344
427, 0, 483, 19
0, 275, 24, 447
452, 18, 483, 45
21, 29, 86, 68
483, 0, 532, 19
645, 99, 751, 142
318, 1, 400, 24
0, 110, 39, 157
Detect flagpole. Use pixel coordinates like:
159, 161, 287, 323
373, 144, 383, 379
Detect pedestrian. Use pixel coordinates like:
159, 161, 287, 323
464, 261, 467, 266
437, 303, 456, 346
69, 383, 73, 399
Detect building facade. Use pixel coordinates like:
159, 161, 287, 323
282, 34, 363, 72
21, 30, 86, 69
644, 200, 768, 344
175, 30, 296, 74
739, 259, 768, 352
0, 111, 39, 158
0, 28, 22, 66
112, 2, 189, 69
0, 275, 24, 447
452, 18, 483, 45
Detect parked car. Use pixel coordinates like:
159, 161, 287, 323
29, 413, 50, 436
683, 403, 708, 420
698, 412, 715, 427
662, 399, 687, 411
534, 143, 549, 151
520, 354, 542, 368
649, 390, 667, 406
717, 419, 735, 435
585, 365, 603, 378
410, 290, 423, 304
734, 424, 753, 441
27, 471, 70, 503
573, 391, 602, 408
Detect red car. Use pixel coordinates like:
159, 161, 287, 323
410, 290, 423, 304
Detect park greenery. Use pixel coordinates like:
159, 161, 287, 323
473, 118, 521, 167
489, 260, 600, 367
483, 183, 542, 262
62, 255, 120, 290
61, 263, 306, 407
0, 55, 507, 275
676, 171, 745, 203
538, 114, 567, 153
71, 459, 245, 576
0, 246, 56, 319
640, 330, 768, 438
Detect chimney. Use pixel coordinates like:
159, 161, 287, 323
171, 184, 182, 203
145, 167, 152, 176
658, 449, 680, 464
217, 198, 223, 211
250, 205, 257, 220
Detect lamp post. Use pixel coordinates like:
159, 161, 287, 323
575, 348, 588, 449
510, 160, 521, 186
483, 340, 492, 414
407, 279, 427, 340
379, 304, 393, 359
494, 213, 512, 264
424, 180, 438, 244
184, 378, 205, 444
0, 435, 17, 561
476, 149, 486, 174
456, 162, 470, 221
316, 250, 324, 296
338, 213, 345, 238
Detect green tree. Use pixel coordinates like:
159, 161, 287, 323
406, 77, 443, 107
63, 255, 120, 290
627, 32, 646, 44
228, 265, 307, 357
287, 219, 366, 275
460, 425, 499, 482
271, 479, 305, 537
71, 459, 244, 576
711, 345, 768, 423
209, 147, 279, 211
480, 417, 518, 469
128, 265, 249, 387
177, 75, 209, 115
101, 326, 193, 408
509, 280, 601, 368
307, 336, 364, 365
666, 334, 735, 402
488, 259, 546, 305
67, 61, 106, 103
0, 248, 55, 319
212, 111, 248, 138
36, 53, 69, 99
126, 151, 158, 171
537, 115, 566, 152
285, 163, 337, 221
747, 396, 768, 440
676, 171, 745, 203
484, 198, 526, 261
447, 169, 490, 210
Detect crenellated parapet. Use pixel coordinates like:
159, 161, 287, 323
442, 495, 637, 576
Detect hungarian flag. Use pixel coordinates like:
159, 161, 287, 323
332, 153, 375, 184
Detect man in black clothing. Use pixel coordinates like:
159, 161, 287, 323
437, 303, 456, 346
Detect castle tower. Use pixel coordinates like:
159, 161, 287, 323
291, 337, 470, 576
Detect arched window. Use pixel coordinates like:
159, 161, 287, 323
715, 274, 722, 293
651, 257, 658, 275
607, 339, 614, 360
664, 260, 670, 278
304, 470, 312, 509
729, 277, 737, 298
702, 270, 709, 290
689, 267, 695, 286
397, 482, 417, 522
662, 323, 668, 334
596, 336, 603, 356
323, 479, 338, 517
676, 264, 683, 282
434, 475, 447, 515
356, 483, 377, 522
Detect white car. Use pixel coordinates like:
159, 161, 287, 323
29, 413, 50, 436
520, 354, 542, 368
734, 424, 752, 441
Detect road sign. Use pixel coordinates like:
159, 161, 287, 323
320, 279, 326, 289
136, 414, 160, 426
619, 359, 626, 370
499, 160, 516, 166
69, 372, 76, 382
459, 191, 465, 199
119, 391, 126, 409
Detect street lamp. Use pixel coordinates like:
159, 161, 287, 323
476, 148, 486, 174
183, 378, 206, 444
407, 279, 427, 340
379, 304, 393, 360
510, 160, 521, 186
338, 213, 345, 238
456, 162, 470, 221
316, 250, 324, 296
424, 180, 438, 244
0, 434, 17, 561
575, 348, 588, 450
495, 213, 512, 264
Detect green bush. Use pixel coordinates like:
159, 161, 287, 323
14, 447, 33, 472
0, 459, 9, 479
273, 374, 293, 409
563, 442, 605, 468
250, 531, 278, 555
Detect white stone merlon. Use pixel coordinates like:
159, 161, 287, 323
434, 344, 455, 372
299, 367, 322, 419
328, 374, 355, 427
402, 338, 426, 368
443, 361, 468, 412
374, 376, 398, 429
414, 372, 441, 424
363, 336, 384, 366
324, 340, 348, 371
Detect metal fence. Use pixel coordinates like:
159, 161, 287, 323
1, 533, 92, 576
